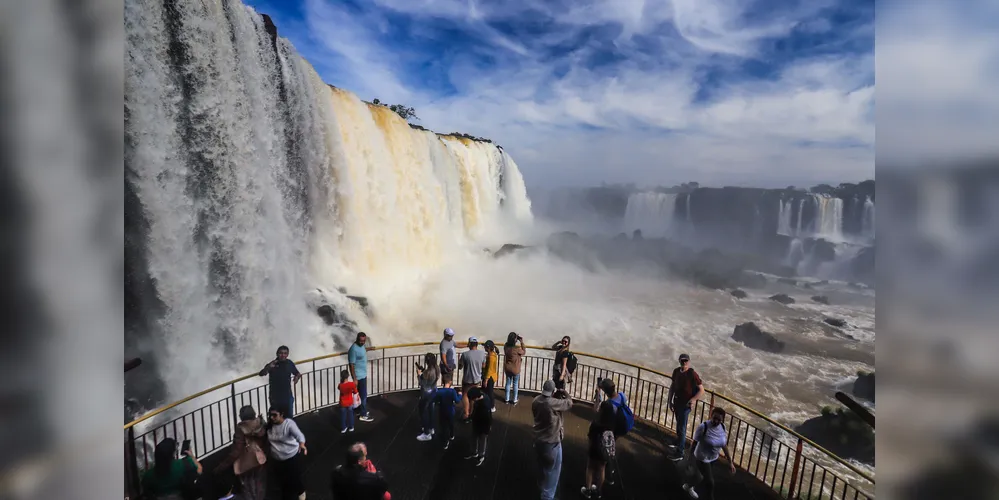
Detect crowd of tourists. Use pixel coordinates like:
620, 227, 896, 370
139, 332, 736, 500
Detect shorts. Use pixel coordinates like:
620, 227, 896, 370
588, 431, 615, 463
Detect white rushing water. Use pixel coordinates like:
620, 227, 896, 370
778, 199, 794, 236
125, 0, 531, 397
623, 192, 678, 238
812, 194, 844, 241
861, 196, 876, 240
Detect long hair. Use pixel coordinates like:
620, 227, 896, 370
505, 332, 518, 348
422, 353, 439, 383
153, 438, 176, 478
265, 406, 283, 431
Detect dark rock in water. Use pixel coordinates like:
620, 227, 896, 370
824, 317, 847, 328
796, 406, 875, 465
732, 322, 786, 353
632, 229, 644, 240
802, 282, 814, 289
769, 293, 795, 305
317, 304, 336, 325
693, 271, 728, 290
804, 237, 837, 263
737, 272, 768, 289
811, 295, 830, 304
853, 371, 875, 402
493, 243, 527, 258
730, 289, 748, 299
337, 286, 347, 294
777, 277, 798, 286
347, 295, 369, 308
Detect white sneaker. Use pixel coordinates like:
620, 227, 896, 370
491, 407, 496, 413
417, 433, 432, 441
348, 427, 355, 432
683, 484, 699, 499
341, 428, 347, 434
359, 415, 374, 422
430, 428, 435, 435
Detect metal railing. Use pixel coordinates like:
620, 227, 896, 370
124, 342, 874, 500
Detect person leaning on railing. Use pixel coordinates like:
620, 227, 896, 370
551, 336, 574, 390
666, 353, 703, 460
259, 345, 302, 418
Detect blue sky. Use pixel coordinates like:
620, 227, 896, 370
246, 0, 877, 189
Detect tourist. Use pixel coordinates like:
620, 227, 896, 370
141, 437, 202, 499
434, 372, 462, 449
581, 378, 625, 499
682, 407, 736, 500
439, 328, 458, 375
259, 346, 302, 418
482, 340, 500, 412
532, 379, 573, 500
416, 353, 440, 441
666, 353, 703, 460
503, 332, 526, 404
266, 406, 307, 500
331, 442, 391, 500
338, 369, 357, 434
459, 337, 485, 421
551, 336, 574, 391
349, 332, 375, 422
464, 386, 490, 467
214, 406, 267, 500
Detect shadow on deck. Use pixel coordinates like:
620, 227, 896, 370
205, 390, 782, 500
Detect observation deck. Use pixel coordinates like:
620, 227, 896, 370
124, 343, 874, 500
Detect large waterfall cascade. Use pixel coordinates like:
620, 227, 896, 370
125, 0, 533, 397
623, 192, 678, 238
861, 196, 875, 240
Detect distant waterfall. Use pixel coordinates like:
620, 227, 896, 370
623, 192, 678, 238
811, 194, 843, 240
777, 199, 794, 236
795, 199, 806, 235
125, 0, 533, 397
861, 196, 875, 239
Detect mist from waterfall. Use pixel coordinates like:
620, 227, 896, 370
861, 196, 875, 240
778, 199, 794, 236
623, 192, 678, 238
125, 0, 532, 397
811, 194, 844, 241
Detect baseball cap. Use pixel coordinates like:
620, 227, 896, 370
443, 328, 454, 337
678, 353, 690, 361
541, 379, 556, 397
468, 336, 478, 344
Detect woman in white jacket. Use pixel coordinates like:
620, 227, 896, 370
682, 407, 736, 500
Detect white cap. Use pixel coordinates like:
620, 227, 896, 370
468, 336, 478, 343
443, 327, 455, 337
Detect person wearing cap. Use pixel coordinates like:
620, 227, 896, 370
458, 337, 486, 421
439, 328, 458, 375
532, 380, 573, 500
666, 353, 703, 460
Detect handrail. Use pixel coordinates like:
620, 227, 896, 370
124, 341, 874, 486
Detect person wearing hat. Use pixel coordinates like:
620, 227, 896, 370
666, 353, 703, 460
439, 328, 458, 375
458, 337, 486, 421
532, 380, 573, 500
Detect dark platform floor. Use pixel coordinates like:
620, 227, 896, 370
207, 390, 782, 500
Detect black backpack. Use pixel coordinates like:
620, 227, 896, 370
566, 352, 578, 374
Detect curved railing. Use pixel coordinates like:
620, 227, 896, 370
124, 343, 874, 500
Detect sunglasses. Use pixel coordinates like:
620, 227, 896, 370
679, 359, 689, 363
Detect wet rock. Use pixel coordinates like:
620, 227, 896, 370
823, 317, 847, 328
347, 295, 369, 309
804, 237, 837, 263
737, 272, 768, 289
730, 289, 748, 299
811, 295, 830, 305
853, 371, 875, 402
732, 322, 786, 353
769, 293, 795, 305
493, 243, 527, 258
337, 286, 347, 294
317, 304, 336, 325
796, 406, 875, 465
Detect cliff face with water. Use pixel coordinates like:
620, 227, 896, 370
125, 0, 532, 400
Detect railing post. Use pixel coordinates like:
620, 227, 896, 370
230, 383, 238, 431
787, 437, 804, 499
125, 426, 140, 499
710, 391, 715, 411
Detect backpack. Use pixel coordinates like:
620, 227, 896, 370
608, 392, 635, 436
566, 352, 578, 374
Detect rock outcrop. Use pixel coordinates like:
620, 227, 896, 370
811, 295, 830, 304
823, 317, 847, 328
730, 289, 748, 299
731, 322, 786, 353
493, 243, 528, 258
769, 293, 795, 305
853, 371, 875, 402
796, 406, 875, 465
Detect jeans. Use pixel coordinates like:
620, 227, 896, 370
439, 410, 455, 440
674, 405, 692, 451
484, 377, 495, 410
535, 441, 562, 500
504, 373, 520, 402
340, 405, 354, 431
357, 377, 369, 416
695, 460, 715, 500
420, 391, 436, 434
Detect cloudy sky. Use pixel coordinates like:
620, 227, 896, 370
245, 0, 877, 189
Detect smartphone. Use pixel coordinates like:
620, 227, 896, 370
181, 439, 191, 455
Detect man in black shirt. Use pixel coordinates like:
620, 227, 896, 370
666, 353, 703, 460
259, 345, 302, 417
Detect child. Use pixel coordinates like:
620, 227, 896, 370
464, 386, 491, 466
338, 369, 357, 433
434, 373, 462, 449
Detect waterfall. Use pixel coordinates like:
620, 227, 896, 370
785, 238, 805, 268
795, 198, 805, 235
777, 199, 793, 236
811, 194, 843, 240
623, 192, 678, 238
861, 196, 875, 239
125, 0, 532, 397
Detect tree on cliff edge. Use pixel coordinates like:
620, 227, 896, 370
372, 98, 419, 122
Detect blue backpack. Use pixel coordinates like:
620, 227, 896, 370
608, 392, 635, 436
